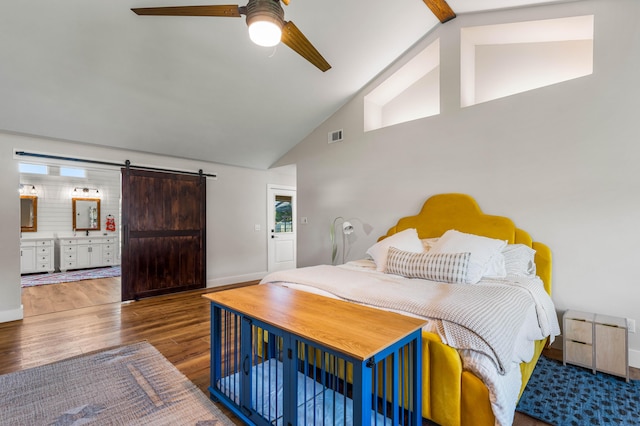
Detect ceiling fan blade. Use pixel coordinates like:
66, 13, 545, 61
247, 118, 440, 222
281, 21, 331, 72
422, 0, 456, 23
131, 5, 241, 17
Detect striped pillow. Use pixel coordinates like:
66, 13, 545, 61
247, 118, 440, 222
386, 247, 471, 284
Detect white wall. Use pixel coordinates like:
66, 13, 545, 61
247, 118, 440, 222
1, 133, 295, 322
274, 0, 640, 366
0, 149, 21, 322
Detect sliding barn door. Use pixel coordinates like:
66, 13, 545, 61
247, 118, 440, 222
121, 168, 206, 301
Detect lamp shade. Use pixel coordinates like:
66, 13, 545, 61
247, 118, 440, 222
342, 221, 354, 235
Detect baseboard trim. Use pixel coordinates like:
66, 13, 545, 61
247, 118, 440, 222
0, 305, 24, 323
206, 271, 267, 288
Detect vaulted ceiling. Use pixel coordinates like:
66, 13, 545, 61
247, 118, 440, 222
1, 0, 568, 169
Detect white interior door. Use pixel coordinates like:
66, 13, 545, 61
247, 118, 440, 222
267, 185, 296, 272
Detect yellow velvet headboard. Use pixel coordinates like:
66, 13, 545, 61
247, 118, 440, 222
379, 193, 552, 295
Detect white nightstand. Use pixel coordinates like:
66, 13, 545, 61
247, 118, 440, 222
563, 309, 629, 382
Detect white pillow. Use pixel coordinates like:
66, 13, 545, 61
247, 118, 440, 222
483, 253, 507, 279
502, 244, 537, 277
366, 228, 424, 272
429, 230, 507, 284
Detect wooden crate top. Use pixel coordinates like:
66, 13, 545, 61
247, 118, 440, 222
203, 284, 427, 361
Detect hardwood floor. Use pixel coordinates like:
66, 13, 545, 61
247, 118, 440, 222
6, 280, 639, 425
11, 279, 258, 425
22, 277, 122, 317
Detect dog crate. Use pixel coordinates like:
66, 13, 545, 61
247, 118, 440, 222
205, 285, 425, 426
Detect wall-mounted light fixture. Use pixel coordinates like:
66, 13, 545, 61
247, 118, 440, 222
72, 187, 101, 198
18, 184, 37, 195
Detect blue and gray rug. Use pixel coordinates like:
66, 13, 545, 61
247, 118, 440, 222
517, 355, 639, 425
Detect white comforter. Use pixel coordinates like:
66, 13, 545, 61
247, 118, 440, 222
260, 260, 560, 426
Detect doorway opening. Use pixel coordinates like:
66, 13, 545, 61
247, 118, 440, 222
18, 160, 122, 317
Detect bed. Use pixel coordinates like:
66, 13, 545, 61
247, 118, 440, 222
261, 193, 560, 426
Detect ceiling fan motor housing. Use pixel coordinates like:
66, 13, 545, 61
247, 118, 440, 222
245, 0, 285, 30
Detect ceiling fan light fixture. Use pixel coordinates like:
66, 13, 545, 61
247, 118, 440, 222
130, 0, 331, 71
248, 20, 282, 47
246, 0, 284, 47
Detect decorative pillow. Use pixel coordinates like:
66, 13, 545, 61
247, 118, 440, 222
483, 253, 507, 279
502, 244, 537, 277
429, 230, 507, 284
386, 247, 471, 284
366, 228, 423, 272
420, 237, 439, 252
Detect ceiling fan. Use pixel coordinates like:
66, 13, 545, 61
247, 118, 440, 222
132, 0, 332, 72
131, 0, 456, 73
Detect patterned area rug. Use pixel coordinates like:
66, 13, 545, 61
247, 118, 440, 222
0, 341, 234, 425
21, 266, 121, 287
517, 355, 640, 425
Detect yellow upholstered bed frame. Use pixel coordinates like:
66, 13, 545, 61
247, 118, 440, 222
378, 193, 552, 426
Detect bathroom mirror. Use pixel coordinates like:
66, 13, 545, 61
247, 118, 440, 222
72, 198, 101, 231
20, 195, 38, 232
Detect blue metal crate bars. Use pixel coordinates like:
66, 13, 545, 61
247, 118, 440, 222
210, 306, 421, 426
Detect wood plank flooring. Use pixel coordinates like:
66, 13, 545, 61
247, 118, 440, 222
12, 279, 258, 425
7, 279, 639, 425
22, 277, 122, 317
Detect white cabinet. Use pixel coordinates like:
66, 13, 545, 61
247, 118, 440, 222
76, 242, 103, 269
56, 236, 119, 272
21, 238, 55, 274
563, 309, 629, 382
20, 245, 36, 273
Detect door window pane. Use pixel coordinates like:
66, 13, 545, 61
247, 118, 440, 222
274, 195, 293, 233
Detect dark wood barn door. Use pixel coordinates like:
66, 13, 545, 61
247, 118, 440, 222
121, 168, 206, 301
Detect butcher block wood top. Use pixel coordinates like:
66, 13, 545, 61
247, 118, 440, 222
203, 283, 427, 361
